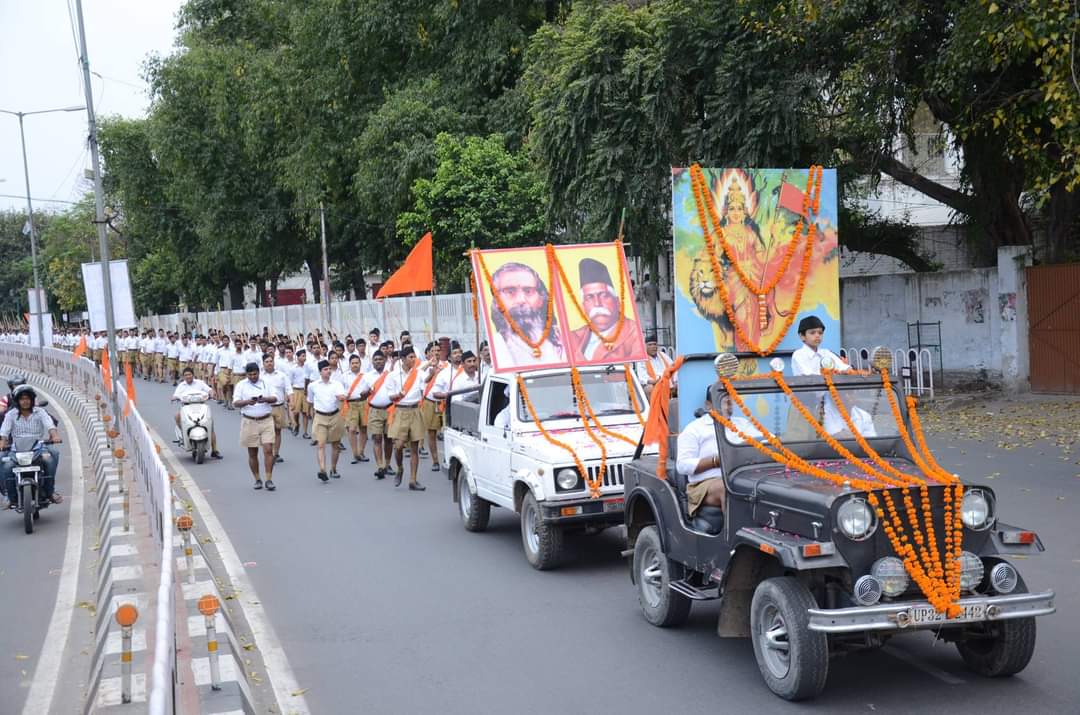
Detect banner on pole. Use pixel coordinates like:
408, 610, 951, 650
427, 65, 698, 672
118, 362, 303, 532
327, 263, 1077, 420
81, 259, 138, 332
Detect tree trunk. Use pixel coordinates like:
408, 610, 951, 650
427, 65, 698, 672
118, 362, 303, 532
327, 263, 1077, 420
226, 276, 245, 310
307, 255, 324, 304
270, 274, 279, 306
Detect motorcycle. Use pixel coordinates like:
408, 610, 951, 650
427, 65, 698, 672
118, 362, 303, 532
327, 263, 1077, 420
176, 393, 213, 464
7, 436, 56, 535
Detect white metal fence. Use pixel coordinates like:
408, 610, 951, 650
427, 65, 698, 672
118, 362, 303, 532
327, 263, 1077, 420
841, 345, 935, 397
0, 345, 175, 714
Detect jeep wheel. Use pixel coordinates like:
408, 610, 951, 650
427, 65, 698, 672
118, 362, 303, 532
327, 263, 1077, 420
750, 577, 828, 701
457, 475, 490, 532
633, 525, 691, 627
520, 491, 562, 570
956, 616, 1036, 677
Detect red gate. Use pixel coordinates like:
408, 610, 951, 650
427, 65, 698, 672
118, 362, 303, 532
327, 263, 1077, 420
1027, 264, 1080, 393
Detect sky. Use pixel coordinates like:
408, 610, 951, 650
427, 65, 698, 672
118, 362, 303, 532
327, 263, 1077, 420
0, 0, 185, 212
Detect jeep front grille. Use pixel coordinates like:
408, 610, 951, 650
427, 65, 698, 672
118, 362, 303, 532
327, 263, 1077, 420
585, 462, 624, 489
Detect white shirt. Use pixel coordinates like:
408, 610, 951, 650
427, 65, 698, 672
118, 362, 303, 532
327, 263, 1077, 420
791, 345, 849, 377
421, 360, 447, 402
342, 369, 366, 399
677, 414, 724, 485
165, 341, 180, 359
361, 368, 393, 408
230, 351, 249, 373
153, 337, 167, 353
217, 347, 233, 369
289, 361, 310, 389
307, 378, 346, 413
233, 378, 275, 418
141, 337, 153, 353
636, 351, 676, 385
790, 344, 876, 437
172, 379, 213, 402
385, 365, 423, 407
261, 368, 290, 406
177, 342, 194, 361
449, 369, 481, 403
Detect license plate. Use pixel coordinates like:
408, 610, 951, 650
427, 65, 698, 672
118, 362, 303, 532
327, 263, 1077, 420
604, 498, 624, 512
909, 603, 985, 625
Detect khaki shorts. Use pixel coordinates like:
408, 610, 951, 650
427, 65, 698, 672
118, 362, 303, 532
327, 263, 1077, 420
155, 354, 165, 368
390, 405, 424, 444
687, 478, 721, 517
290, 388, 307, 413
367, 406, 389, 436
313, 411, 344, 444
420, 399, 443, 432
167, 357, 179, 372
271, 405, 287, 430
239, 415, 275, 447
217, 369, 232, 389
344, 400, 365, 429
123, 351, 134, 364
141, 354, 151, 369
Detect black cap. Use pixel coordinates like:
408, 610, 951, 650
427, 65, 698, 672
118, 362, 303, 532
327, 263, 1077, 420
579, 257, 613, 287
244, 362, 260, 373
400, 345, 415, 358
461, 350, 476, 360
797, 315, 825, 334
450, 340, 461, 350
369, 328, 380, 336
317, 359, 330, 371
644, 332, 658, 343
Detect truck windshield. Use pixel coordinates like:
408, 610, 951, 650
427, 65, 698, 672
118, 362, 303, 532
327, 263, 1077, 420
719, 385, 902, 446
518, 370, 643, 422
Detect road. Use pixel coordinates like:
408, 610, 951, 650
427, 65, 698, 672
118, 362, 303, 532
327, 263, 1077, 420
132, 377, 1079, 715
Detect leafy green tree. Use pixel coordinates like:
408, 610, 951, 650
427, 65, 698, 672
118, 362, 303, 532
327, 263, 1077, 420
397, 133, 547, 289
0, 210, 38, 313
38, 197, 126, 312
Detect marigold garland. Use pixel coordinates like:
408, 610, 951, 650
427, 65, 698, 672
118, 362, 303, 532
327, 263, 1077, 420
475, 249, 556, 358
550, 240, 630, 351
516, 374, 603, 498
570, 367, 637, 448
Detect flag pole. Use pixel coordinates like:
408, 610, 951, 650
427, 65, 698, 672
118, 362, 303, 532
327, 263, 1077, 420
429, 231, 438, 345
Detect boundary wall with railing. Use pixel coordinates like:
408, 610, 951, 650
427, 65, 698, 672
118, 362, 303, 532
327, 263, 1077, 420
0, 344, 175, 714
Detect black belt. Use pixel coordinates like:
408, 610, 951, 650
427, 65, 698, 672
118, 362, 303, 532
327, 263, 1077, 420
368, 404, 390, 410
347, 399, 365, 403
316, 409, 339, 416
396, 403, 419, 409
243, 413, 271, 421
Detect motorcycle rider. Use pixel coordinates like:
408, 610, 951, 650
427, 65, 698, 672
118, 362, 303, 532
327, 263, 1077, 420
0, 385, 63, 509
171, 367, 223, 459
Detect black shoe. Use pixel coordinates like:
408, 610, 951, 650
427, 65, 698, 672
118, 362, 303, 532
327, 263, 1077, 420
211, 451, 223, 460
317, 471, 329, 482
384, 466, 395, 476
309, 439, 318, 446
432, 463, 440, 472
374, 469, 386, 480
302, 432, 310, 439
275, 455, 284, 464
351, 457, 362, 464
394, 472, 402, 487
265, 480, 276, 491
409, 482, 426, 492
254, 479, 263, 490
292, 426, 299, 436
330, 471, 341, 479
357, 454, 369, 462
418, 448, 428, 457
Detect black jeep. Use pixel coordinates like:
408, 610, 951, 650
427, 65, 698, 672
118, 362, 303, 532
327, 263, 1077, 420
623, 369, 1055, 701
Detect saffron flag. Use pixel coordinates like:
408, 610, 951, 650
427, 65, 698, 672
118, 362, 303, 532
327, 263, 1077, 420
123, 363, 136, 417
72, 335, 88, 361
376, 232, 433, 298
101, 348, 112, 394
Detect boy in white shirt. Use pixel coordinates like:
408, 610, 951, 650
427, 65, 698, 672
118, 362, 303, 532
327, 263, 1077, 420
790, 315, 875, 437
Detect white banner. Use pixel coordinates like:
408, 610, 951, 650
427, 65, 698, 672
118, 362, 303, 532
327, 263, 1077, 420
27, 287, 47, 315
81, 259, 137, 331
27, 312, 53, 348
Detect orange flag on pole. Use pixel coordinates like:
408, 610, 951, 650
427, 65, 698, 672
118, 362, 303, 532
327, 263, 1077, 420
123, 363, 137, 417
376, 232, 433, 298
101, 347, 113, 394
641, 356, 685, 480
72, 335, 88, 361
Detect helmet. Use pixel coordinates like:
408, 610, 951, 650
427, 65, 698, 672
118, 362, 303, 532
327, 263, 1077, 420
11, 384, 37, 406
7, 375, 26, 392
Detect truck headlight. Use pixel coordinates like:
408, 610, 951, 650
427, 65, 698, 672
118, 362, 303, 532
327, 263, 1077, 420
555, 468, 580, 491
837, 497, 876, 541
959, 551, 985, 592
871, 556, 909, 597
961, 488, 994, 531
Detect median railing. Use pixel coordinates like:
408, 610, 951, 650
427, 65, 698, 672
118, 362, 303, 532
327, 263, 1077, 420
0, 344, 175, 714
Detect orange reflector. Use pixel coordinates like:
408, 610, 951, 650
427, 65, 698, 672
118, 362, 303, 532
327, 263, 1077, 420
198, 594, 221, 616
207, 640, 218, 652
1018, 531, 1036, 544
115, 603, 139, 627
1001, 530, 1038, 545
561, 506, 582, 517
759, 543, 776, 555
121, 651, 133, 662
803, 544, 822, 557
176, 515, 193, 531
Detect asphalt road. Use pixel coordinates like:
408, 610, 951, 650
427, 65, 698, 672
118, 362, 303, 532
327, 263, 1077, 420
132, 377, 1079, 715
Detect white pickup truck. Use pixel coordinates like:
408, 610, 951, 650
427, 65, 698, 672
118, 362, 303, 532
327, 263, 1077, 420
442, 364, 654, 569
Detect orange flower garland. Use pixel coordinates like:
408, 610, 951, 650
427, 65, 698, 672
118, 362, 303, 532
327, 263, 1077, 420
516, 374, 603, 498
475, 249, 556, 358
550, 240, 630, 351
570, 367, 637, 448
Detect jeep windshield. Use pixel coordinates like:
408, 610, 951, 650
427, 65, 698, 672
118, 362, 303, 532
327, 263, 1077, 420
719, 383, 902, 446
518, 370, 644, 422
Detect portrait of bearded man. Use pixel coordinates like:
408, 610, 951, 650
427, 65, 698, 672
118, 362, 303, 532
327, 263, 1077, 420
568, 258, 644, 363
488, 261, 566, 369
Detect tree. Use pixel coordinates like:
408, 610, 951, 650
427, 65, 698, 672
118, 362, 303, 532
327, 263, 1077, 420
38, 197, 125, 312
0, 210, 38, 313
397, 133, 547, 290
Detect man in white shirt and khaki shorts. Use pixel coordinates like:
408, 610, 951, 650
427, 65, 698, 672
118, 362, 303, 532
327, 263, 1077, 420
307, 359, 346, 482
233, 362, 279, 491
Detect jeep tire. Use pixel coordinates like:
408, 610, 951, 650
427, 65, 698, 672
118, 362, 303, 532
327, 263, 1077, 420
457, 473, 490, 532
750, 577, 828, 701
956, 616, 1037, 677
520, 491, 563, 570
633, 525, 691, 627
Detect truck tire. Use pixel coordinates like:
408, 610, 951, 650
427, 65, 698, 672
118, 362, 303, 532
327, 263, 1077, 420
520, 491, 563, 570
750, 577, 828, 701
633, 525, 691, 627
956, 615, 1036, 677
458, 475, 490, 532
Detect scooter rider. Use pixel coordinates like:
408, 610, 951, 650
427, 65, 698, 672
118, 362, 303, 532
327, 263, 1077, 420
172, 367, 223, 459
0, 386, 63, 509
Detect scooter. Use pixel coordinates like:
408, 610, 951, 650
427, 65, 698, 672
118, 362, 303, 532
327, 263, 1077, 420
176, 393, 213, 464
7, 436, 56, 535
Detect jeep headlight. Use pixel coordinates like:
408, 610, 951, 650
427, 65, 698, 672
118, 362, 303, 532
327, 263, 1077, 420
15, 452, 33, 467
961, 488, 994, 531
959, 551, 985, 592
555, 468, 580, 491
837, 497, 876, 541
871, 556, 909, 597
